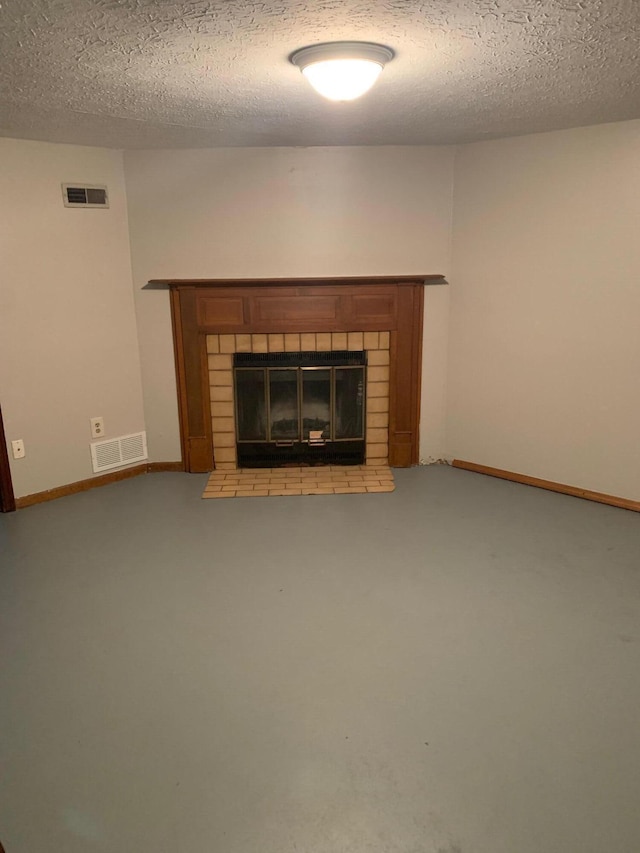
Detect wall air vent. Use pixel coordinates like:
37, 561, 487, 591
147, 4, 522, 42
90, 431, 147, 473
62, 183, 109, 208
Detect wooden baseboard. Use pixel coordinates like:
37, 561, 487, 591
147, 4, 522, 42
147, 461, 184, 473
15, 461, 186, 508
16, 464, 149, 508
452, 459, 640, 514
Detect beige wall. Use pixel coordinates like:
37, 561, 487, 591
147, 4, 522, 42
0, 139, 145, 498
447, 120, 640, 500
124, 146, 454, 463
9, 125, 636, 502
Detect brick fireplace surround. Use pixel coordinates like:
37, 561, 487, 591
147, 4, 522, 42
157, 276, 446, 473
207, 330, 391, 469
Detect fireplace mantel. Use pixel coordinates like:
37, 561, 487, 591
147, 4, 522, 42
148, 275, 446, 289
159, 276, 446, 472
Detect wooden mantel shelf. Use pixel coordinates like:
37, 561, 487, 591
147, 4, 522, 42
146, 275, 446, 289
161, 275, 446, 473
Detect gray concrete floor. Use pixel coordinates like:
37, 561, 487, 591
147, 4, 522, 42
1, 465, 639, 853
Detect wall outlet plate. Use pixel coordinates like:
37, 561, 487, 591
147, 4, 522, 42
11, 439, 25, 459
90, 417, 105, 439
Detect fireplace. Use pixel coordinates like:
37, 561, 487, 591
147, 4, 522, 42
156, 276, 446, 472
234, 350, 366, 467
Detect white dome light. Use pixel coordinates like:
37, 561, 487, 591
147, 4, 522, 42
290, 42, 394, 102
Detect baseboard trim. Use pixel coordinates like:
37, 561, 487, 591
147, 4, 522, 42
147, 461, 184, 473
15, 462, 185, 509
452, 459, 640, 514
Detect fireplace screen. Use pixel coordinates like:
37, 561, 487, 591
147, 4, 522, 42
234, 351, 366, 467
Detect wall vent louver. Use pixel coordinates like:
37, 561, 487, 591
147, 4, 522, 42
62, 183, 109, 208
90, 431, 147, 473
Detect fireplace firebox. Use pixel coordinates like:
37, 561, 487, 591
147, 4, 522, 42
234, 350, 366, 467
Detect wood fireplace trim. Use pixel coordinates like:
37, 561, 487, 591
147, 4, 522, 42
160, 276, 446, 472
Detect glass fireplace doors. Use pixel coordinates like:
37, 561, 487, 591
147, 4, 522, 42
234, 351, 366, 467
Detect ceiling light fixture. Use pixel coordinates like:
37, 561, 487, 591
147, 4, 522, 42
290, 42, 394, 102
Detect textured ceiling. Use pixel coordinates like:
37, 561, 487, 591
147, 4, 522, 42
0, 0, 639, 149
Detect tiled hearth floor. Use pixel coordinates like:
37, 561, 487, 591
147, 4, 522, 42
202, 465, 395, 499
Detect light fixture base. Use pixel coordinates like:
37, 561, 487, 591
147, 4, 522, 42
290, 41, 394, 71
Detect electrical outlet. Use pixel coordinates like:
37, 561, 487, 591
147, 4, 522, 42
90, 417, 105, 439
11, 439, 25, 459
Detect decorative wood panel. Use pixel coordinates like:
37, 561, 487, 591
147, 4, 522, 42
197, 296, 245, 327
388, 284, 424, 467
350, 292, 397, 325
166, 276, 446, 472
172, 287, 214, 471
252, 294, 339, 324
